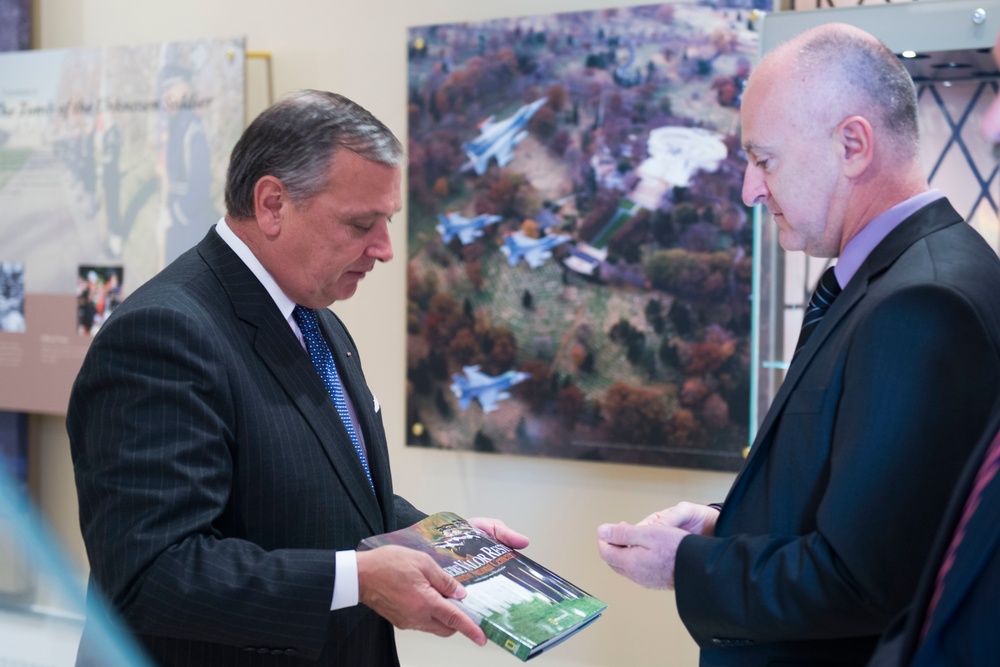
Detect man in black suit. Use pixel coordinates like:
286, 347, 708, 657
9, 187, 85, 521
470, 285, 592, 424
866, 28, 1000, 667
68, 90, 526, 666
598, 23, 1000, 667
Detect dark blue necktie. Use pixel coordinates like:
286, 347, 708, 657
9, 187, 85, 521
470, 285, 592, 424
293, 305, 374, 492
793, 266, 841, 361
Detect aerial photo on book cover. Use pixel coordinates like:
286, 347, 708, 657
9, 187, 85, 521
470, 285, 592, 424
359, 511, 607, 661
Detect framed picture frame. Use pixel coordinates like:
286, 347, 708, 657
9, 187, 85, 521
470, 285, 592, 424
406, 2, 771, 471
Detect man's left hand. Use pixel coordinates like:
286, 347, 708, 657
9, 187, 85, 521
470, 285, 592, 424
468, 517, 529, 550
597, 521, 689, 590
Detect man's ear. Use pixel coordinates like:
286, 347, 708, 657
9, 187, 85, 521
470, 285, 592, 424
837, 115, 874, 179
254, 176, 285, 237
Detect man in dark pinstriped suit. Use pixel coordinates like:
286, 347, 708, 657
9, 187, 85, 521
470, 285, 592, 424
68, 90, 527, 666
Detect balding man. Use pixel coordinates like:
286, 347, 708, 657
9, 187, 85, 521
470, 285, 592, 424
598, 23, 1000, 667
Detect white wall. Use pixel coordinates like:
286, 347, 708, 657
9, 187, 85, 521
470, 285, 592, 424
31, 1, 738, 665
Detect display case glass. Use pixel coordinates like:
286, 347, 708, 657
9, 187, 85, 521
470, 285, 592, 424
0, 468, 152, 666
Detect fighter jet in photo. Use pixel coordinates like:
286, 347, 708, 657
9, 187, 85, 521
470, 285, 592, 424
461, 97, 548, 176
450, 365, 530, 414
500, 231, 572, 269
435, 212, 502, 245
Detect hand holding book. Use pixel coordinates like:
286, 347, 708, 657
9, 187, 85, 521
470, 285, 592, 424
355, 515, 528, 646
360, 512, 607, 661
356, 543, 488, 645
466, 515, 531, 551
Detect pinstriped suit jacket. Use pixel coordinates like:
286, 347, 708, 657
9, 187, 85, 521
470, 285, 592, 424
68, 227, 424, 666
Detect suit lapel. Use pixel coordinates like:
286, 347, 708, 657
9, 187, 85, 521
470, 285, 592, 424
730, 199, 964, 498
726, 278, 865, 497
197, 229, 383, 533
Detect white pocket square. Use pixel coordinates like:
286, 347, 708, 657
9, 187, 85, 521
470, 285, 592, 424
373, 395, 381, 413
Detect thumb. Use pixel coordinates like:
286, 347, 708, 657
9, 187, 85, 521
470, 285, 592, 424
421, 559, 466, 600
598, 522, 634, 546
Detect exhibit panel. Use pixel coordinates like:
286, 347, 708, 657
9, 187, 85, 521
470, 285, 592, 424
0, 37, 245, 415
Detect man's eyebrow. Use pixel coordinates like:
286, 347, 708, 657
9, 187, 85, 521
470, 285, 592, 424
344, 207, 401, 221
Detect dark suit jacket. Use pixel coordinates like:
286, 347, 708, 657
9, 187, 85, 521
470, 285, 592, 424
674, 198, 1000, 666
867, 408, 1000, 667
68, 227, 425, 666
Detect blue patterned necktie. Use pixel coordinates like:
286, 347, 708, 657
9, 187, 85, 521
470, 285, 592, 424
793, 266, 841, 361
293, 305, 374, 492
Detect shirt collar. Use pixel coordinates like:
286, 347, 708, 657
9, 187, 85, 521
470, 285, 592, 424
214, 218, 299, 335
834, 189, 943, 288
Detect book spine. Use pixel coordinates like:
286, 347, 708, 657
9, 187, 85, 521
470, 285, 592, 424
481, 619, 531, 662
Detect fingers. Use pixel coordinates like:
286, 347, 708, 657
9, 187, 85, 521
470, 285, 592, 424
637, 510, 667, 526
418, 552, 466, 601
644, 503, 694, 525
596, 534, 677, 590
598, 521, 647, 548
634, 503, 717, 536
358, 546, 487, 644
597, 535, 664, 588
596, 535, 632, 572
406, 555, 485, 645
431, 599, 487, 645
597, 521, 686, 590
468, 516, 530, 549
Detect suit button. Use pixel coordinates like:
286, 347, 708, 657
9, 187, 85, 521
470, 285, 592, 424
285, 649, 297, 655
243, 647, 256, 652
257, 647, 270, 654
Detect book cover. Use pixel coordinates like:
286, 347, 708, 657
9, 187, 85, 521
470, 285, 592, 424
359, 511, 607, 661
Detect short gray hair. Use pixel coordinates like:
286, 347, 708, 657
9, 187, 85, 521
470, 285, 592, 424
796, 27, 919, 157
225, 90, 404, 219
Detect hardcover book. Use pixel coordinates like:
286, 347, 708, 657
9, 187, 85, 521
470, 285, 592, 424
359, 511, 607, 661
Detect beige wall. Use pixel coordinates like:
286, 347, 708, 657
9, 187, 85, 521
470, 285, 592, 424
30, 1, 739, 665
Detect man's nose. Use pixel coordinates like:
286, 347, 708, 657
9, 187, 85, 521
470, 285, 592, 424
368, 222, 394, 263
742, 164, 768, 207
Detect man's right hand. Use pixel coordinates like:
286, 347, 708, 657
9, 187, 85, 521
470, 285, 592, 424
356, 545, 487, 646
637, 501, 719, 536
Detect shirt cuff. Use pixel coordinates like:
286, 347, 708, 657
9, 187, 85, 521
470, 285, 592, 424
331, 550, 359, 610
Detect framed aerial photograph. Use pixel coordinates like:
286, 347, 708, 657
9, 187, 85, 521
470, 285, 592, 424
405, 1, 769, 471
